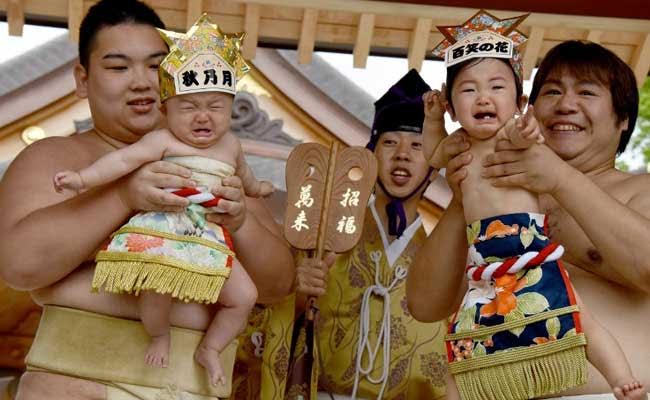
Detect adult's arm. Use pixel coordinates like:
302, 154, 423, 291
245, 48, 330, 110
483, 142, 650, 292
233, 139, 268, 198
406, 131, 472, 322
0, 137, 192, 290
207, 176, 295, 304
407, 199, 468, 322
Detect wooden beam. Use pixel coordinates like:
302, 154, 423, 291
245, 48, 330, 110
186, 0, 204, 28
242, 0, 650, 33
353, 13, 374, 68
241, 138, 291, 159
9, 0, 650, 34
7, 0, 24, 36
408, 17, 432, 71
522, 26, 545, 80
631, 33, 650, 88
243, 3, 260, 59
68, 0, 83, 43
5, 0, 650, 73
586, 30, 603, 43
297, 8, 318, 64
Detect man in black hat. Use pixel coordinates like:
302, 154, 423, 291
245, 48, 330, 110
293, 70, 447, 399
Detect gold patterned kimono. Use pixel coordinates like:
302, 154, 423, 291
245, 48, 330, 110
230, 294, 296, 400
316, 200, 448, 399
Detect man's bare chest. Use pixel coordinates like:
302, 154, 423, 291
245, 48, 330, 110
541, 202, 604, 269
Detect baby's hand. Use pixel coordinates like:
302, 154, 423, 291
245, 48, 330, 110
53, 170, 84, 193
429, 135, 455, 169
422, 84, 449, 167
422, 85, 446, 121
496, 106, 544, 149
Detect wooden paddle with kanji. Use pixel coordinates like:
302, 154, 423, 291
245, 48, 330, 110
283, 141, 377, 399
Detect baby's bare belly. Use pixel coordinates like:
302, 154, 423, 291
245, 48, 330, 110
461, 174, 540, 223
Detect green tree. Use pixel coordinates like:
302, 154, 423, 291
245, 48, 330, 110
628, 77, 650, 168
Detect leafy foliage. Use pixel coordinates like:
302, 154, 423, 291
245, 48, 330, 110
625, 77, 650, 170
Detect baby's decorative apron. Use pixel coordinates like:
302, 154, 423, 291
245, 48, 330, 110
92, 156, 235, 304
447, 212, 587, 400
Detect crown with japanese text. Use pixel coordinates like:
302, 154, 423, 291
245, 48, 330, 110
431, 10, 529, 83
157, 14, 250, 102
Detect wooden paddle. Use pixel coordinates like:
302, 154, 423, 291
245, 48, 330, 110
283, 141, 377, 399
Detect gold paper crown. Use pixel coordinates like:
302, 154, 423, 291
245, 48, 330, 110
158, 14, 251, 102
431, 10, 528, 83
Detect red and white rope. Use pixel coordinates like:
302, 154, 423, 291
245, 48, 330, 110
165, 186, 225, 212
466, 243, 564, 281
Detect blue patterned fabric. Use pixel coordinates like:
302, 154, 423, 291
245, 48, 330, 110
448, 212, 582, 360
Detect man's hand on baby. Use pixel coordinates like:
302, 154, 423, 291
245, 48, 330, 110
53, 170, 84, 193
206, 175, 246, 232
496, 106, 544, 149
443, 129, 472, 201
483, 135, 568, 195
119, 161, 192, 213
429, 136, 454, 169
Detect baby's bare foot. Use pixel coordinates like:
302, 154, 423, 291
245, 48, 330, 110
195, 344, 226, 387
144, 333, 170, 368
613, 380, 646, 400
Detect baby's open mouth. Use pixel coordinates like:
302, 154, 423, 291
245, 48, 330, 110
192, 128, 212, 137
474, 112, 496, 120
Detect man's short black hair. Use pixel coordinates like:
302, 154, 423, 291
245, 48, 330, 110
445, 58, 524, 113
78, 0, 165, 69
529, 40, 639, 154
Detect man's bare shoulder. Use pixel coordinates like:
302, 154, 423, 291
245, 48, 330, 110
0, 133, 108, 224
614, 170, 650, 217
6, 133, 107, 175
591, 169, 650, 220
